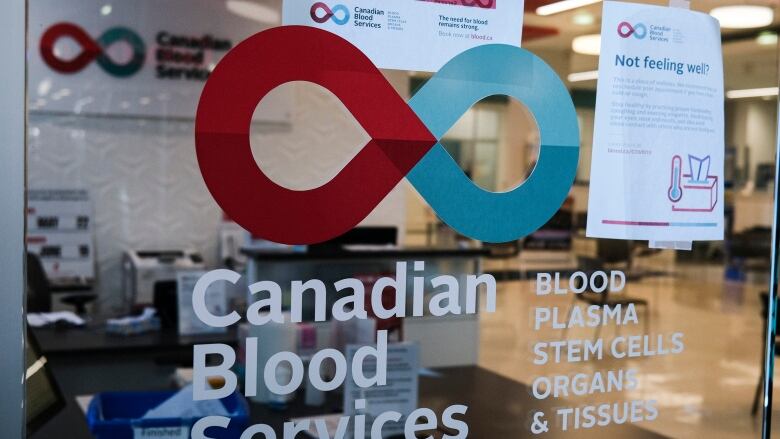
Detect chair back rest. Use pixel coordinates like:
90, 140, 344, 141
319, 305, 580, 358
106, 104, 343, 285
597, 239, 632, 264
26, 252, 52, 313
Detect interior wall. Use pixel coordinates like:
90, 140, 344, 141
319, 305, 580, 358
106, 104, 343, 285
28, 71, 410, 314
29, 114, 213, 313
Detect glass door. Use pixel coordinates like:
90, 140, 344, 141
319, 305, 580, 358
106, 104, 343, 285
16, 0, 780, 438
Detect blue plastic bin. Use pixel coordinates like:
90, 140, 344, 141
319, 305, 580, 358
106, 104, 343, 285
86, 390, 249, 439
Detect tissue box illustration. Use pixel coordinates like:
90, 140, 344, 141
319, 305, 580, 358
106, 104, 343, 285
668, 154, 718, 212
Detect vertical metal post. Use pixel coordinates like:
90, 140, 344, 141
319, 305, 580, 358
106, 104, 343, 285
760, 43, 780, 439
0, 0, 27, 437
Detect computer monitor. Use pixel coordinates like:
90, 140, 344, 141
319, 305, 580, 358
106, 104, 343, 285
25, 329, 65, 437
308, 226, 399, 252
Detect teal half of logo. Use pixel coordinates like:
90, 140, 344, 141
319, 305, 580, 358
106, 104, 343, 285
330, 4, 350, 25
407, 45, 580, 243
96, 27, 146, 77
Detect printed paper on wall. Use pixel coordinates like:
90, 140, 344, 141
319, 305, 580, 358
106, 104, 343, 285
586, 1, 725, 241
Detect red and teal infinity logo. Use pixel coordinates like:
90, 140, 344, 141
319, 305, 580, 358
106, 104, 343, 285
195, 26, 579, 245
310, 3, 350, 25
617, 21, 647, 39
40, 22, 146, 77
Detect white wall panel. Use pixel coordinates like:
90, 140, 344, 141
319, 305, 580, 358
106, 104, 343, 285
29, 73, 409, 313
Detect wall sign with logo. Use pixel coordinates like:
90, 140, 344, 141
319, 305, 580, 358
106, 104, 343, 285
177, 271, 228, 336
282, 0, 524, 72
29, 0, 292, 120
40, 23, 147, 77
586, 1, 724, 242
343, 343, 420, 438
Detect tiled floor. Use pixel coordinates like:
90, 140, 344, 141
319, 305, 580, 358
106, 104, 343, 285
479, 256, 773, 438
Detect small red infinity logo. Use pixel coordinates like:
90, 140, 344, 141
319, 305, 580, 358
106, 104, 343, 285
40, 22, 146, 76
40, 23, 101, 73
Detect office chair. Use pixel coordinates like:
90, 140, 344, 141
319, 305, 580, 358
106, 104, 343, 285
730, 226, 772, 271
484, 241, 521, 259
483, 241, 522, 281
26, 252, 52, 313
562, 240, 650, 341
27, 252, 96, 314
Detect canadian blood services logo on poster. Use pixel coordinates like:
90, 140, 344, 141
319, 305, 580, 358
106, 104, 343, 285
310, 2, 351, 24
617, 21, 647, 39
283, 0, 525, 72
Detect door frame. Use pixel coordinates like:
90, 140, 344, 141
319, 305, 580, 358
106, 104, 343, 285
0, 0, 27, 437
760, 42, 780, 439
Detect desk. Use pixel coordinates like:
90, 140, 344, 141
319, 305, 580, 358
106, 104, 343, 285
32, 327, 667, 438
33, 326, 235, 397
34, 325, 236, 357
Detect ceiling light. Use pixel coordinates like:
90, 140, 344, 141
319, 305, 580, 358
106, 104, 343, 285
572, 34, 601, 55
537, 0, 602, 16
757, 31, 778, 46
572, 12, 595, 25
100, 4, 112, 16
568, 70, 599, 82
710, 5, 773, 29
226, 0, 281, 24
725, 87, 778, 99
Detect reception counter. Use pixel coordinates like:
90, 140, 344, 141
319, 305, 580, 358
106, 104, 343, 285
242, 246, 489, 368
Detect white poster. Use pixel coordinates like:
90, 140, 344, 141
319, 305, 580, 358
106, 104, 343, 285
344, 342, 419, 438
29, 0, 291, 121
282, 0, 523, 72
586, 1, 724, 241
26, 189, 95, 285
177, 271, 228, 336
